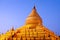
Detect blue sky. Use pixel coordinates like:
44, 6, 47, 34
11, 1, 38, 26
0, 0, 60, 35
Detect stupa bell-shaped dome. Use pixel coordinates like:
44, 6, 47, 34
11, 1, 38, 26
26, 6, 42, 25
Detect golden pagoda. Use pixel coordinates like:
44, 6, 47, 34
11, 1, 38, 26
0, 6, 59, 40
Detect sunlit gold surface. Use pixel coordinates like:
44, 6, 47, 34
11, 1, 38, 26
0, 6, 59, 40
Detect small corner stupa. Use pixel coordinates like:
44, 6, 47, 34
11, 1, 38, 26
0, 6, 59, 40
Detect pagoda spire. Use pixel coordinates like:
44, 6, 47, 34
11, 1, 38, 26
25, 6, 42, 25
33, 5, 36, 10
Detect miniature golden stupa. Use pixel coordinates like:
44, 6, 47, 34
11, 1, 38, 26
0, 6, 59, 40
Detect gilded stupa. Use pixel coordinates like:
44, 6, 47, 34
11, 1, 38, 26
0, 6, 59, 40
